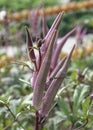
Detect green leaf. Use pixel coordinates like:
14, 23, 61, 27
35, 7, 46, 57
71, 70, 77, 80
19, 78, 31, 86
58, 98, 70, 119
0, 97, 7, 106
82, 96, 90, 118
0, 100, 5, 106
49, 121, 57, 130
12, 61, 33, 71
73, 84, 89, 115
7, 96, 12, 104
88, 114, 93, 122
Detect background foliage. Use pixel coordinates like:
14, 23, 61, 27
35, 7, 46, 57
0, 0, 93, 130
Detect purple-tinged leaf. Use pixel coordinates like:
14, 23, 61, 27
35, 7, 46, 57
51, 27, 76, 70
42, 13, 49, 38
39, 44, 75, 117
26, 27, 37, 70
33, 30, 57, 109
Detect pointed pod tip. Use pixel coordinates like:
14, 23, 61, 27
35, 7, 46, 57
25, 26, 30, 35
49, 29, 57, 46
70, 43, 76, 54
59, 11, 64, 15
58, 11, 64, 19
68, 43, 76, 59
72, 43, 76, 50
25, 26, 27, 29
25, 27, 32, 38
64, 43, 75, 65
25, 27, 33, 45
72, 27, 77, 32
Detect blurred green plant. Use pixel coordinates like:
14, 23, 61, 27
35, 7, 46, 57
0, 8, 93, 130
0, 0, 59, 12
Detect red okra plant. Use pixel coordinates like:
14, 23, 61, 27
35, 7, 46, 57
26, 12, 76, 130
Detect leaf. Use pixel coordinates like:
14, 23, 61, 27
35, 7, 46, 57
58, 98, 70, 119
0, 97, 7, 106
82, 96, 90, 118
19, 78, 31, 86
49, 121, 57, 130
88, 114, 93, 122
26, 27, 36, 64
71, 70, 77, 81
73, 84, 89, 115
56, 84, 71, 98
12, 60, 33, 71
7, 96, 12, 104
0, 100, 5, 105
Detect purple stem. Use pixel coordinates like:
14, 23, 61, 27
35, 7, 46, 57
34, 111, 39, 130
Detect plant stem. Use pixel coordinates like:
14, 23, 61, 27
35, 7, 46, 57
34, 111, 40, 130
34, 111, 44, 130
69, 122, 75, 130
